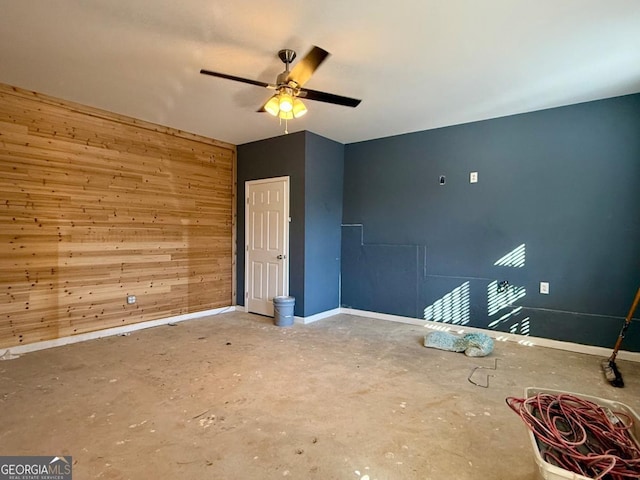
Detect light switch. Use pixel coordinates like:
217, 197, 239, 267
470, 172, 478, 183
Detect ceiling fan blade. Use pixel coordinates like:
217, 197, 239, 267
200, 69, 274, 89
299, 87, 361, 108
286, 46, 329, 88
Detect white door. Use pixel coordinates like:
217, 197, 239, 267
245, 176, 289, 316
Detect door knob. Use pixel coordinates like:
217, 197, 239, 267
277, 254, 286, 260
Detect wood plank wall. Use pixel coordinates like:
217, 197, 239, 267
0, 83, 235, 349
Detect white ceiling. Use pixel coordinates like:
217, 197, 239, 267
1, 1, 640, 146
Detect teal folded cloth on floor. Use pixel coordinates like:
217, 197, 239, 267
424, 331, 494, 357
423, 331, 468, 352
462, 333, 494, 357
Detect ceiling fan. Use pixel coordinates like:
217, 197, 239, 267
200, 46, 361, 131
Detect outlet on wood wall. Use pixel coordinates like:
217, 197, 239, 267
0, 83, 235, 349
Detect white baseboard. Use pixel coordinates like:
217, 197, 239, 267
340, 307, 640, 363
341, 308, 426, 326
4, 304, 638, 363
294, 308, 342, 325
1, 306, 237, 357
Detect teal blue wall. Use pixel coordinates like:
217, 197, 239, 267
341, 94, 640, 350
304, 132, 344, 316
237, 131, 343, 317
236, 132, 306, 315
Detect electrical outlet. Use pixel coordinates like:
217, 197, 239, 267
470, 171, 478, 183
127, 295, 136, 304
539, 282, 549, 295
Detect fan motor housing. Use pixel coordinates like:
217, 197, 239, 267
276, 71, 290, 86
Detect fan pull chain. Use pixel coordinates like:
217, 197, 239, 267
278, 117, 289, 134
280, 117, 289, 135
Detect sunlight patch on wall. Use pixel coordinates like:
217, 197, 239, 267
494, 243, 526, 268
423, 281, 470, 325
487, 304, 532, 338
487, 280, 526, 316
488, 306, 523, 328
509, 317, 530, 335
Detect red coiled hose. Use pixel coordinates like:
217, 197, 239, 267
506, 393, 640, 479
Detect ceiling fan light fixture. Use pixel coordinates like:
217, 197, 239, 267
200, 45, 361, 132
264, 95, 280, 116
278, 91, 294, 113
292, 98, 307, 118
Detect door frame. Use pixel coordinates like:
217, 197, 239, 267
244, 176, 290, 313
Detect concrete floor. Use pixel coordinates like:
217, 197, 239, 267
1, 311, 639, 480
